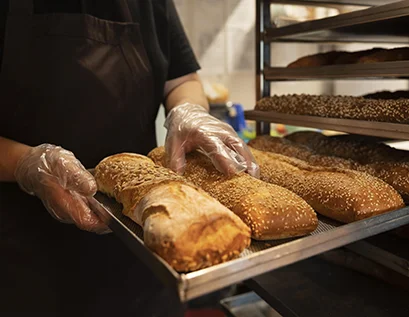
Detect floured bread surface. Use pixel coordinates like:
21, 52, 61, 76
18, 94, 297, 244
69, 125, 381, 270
148, 147, 318, 240
251, 148, 404, 223
95, 153, 251, 272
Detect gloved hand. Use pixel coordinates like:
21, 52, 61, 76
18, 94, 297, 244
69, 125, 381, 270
165, 103, 260, 178
14, 144, 109, 234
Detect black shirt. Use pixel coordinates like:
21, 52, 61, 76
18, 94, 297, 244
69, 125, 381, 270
0, 0, 200, 107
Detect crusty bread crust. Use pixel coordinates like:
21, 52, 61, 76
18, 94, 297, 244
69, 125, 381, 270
95, 153, 251, 272
249, 146, 404, 223
148, 147, 318, 240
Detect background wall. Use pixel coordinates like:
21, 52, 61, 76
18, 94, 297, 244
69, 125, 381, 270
155, 0, 408, 146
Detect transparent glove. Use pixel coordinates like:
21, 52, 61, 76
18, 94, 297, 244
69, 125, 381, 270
14, 144, 110, 234
165, 103, 260, 178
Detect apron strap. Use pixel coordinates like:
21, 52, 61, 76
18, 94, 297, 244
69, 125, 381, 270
9, 0, 33, 14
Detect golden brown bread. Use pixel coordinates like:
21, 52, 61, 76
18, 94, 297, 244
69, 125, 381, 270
286, 132, 409, 201
255, 94, 409, 124
249, 133, 409, 202
250, 147, 404, 223
95, 153, 251, 272
148, 147, 318, 240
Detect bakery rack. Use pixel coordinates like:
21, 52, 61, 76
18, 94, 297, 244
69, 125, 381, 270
243, 0, 409, 314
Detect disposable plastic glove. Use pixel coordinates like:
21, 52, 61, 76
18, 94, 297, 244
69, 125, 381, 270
14, 144, 109, 234
165, 103, 260, 178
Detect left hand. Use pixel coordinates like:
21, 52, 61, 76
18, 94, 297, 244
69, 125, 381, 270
164, 103, 260, 178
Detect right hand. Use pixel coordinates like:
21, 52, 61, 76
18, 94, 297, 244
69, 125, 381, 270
14, 144, 109, 234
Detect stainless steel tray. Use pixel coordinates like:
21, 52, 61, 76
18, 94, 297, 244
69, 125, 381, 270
245, 110, 409, 140
91, 191, 409, 302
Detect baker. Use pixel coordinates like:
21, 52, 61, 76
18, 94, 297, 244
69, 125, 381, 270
0, 1, 258, 316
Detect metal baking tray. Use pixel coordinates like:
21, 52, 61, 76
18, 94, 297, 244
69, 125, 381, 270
263, 61, 409, 81
264, 0, 409, 43
91, 191, 409, 302
245, 110, 409, 140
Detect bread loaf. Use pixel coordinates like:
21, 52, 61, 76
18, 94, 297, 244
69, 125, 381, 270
287, 51, 346, 68
148, 147, 318, 240
94, 153, 251, 272
249, 133, 409, 202
363, 90, 409, 100
255, 94, 409, 124
286, 131, 409, 201
250, 147, 404, 223
286, 48, 384, 68
358, 47, 409, 64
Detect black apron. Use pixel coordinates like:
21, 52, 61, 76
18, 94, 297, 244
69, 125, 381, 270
0, 1, 181, 316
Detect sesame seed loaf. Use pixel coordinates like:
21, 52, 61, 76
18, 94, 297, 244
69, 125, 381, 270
286, 131, 409, 202
255, 94, 409, 124
148, 147, 318, 240
94, 153, 251, 272
250, 147, 404, 223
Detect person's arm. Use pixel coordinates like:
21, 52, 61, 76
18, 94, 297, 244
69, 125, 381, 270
0, 137, 32, 182
0, 136, 109, 233
164, 72, 209, 113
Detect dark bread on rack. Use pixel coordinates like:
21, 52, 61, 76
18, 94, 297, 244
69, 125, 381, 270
148, 147, 318, 240
363, 90, 409, 100
287, 51, 346, 68
287, 48, 384, 68
255, 94, 409, 124
94, 153, 251, 272
250, 147, 404, 223
358, 47, 409, 64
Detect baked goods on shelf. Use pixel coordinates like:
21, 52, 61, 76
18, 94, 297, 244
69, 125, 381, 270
255, 94, 409, 123
286, 47, 409, 68
148, 147, 318, 240
358, 47, 409, 64
287, 51, 346, 68
249, 147, 404, 223
94, 153, 251, 272
363, 90, 409, 100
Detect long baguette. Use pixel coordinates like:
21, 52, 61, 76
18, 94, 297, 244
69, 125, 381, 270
148, 147, 318, 240
94, 153, 251, 272
286, 131, 409, 201
250, 148, 404, 223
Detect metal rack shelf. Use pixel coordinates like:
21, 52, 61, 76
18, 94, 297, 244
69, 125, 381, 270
264, 61, 409, 80
245, 110, 409, 139
265, 0, 409, 42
